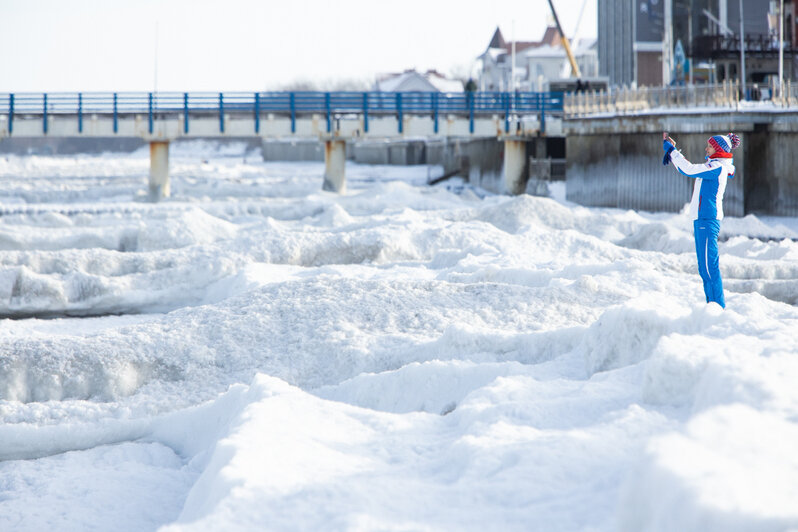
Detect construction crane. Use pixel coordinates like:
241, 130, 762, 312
546, 0, 582, 79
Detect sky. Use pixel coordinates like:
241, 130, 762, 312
0, 0, 596, 92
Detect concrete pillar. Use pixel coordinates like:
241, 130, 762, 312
535, 136, 547, 160
528, 137, 551, 197
503, 139, 528, 195
323, 139, 346, 193
149, 141, 170, 201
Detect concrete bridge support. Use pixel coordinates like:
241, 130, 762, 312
503, 139, 529, 195
149, 141, 170, 201
323, 139, 346, 193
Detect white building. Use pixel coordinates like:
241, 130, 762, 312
374, 69, 464, 92
476, 26, 599, 91
476, 27, 550, 91
522, 38, 599, 91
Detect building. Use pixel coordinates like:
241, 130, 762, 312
598, 0, 636, 86
476, 26, 600, 92
691, 0, 798, 85
476, 27, 547, 91
598, 0, 666, 86
374, 69, 464, 92
599, 0, 796, 88
522, 37, 599, 91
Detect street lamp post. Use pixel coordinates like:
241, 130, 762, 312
664, 0, 673, 86
675, 1, 694, 85
779, 0, 785, 99
739, 0, 746, 98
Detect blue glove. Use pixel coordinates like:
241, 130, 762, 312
662, 140, 675, 166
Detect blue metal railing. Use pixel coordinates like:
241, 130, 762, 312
1, 91, 563, 135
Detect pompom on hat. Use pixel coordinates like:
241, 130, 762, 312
708, 133, 741, 156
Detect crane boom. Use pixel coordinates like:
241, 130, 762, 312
546, 0, 582, 78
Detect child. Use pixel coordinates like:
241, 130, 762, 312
662, 132, 740, 308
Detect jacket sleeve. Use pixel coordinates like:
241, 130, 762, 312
670, 150, 723, 181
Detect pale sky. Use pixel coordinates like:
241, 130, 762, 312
0, 0, 597, 92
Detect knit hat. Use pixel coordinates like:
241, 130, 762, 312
708, 133, 741, 156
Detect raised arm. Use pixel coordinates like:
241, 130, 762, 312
670, 150, 723, 180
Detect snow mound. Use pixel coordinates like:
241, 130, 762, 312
315, 360, 529, 415
619, 405, 798, 532
476, 194, 643, 241
579, 298, 730, 375
616, 222, 694, 253
0, 441, 192, 532
136, 208, 238, 251
721, 213, 798, 241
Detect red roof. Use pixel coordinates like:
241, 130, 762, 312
507, 41, 541, 53
540, 26, 563, 46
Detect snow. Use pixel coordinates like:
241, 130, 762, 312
1, 143, 798, 531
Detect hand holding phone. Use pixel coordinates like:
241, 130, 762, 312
662, 132, 676, 166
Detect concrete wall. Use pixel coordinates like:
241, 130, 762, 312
348, 137, 506, 193
563, 112, 798, 216
567, 131, 744, 216
745, 118, 798, 216
261, 139, 325, 162
351, 140, 428, 165
0, 136, 145, 155
459, 139, 504, 193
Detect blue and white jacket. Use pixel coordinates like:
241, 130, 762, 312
670, 150, 735, 220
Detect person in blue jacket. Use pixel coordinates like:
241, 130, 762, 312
662, 132, 740, 308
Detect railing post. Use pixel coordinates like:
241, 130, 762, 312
362, 92, 369, 133
148, 92, 154, 134
184, 93, 189, 134
397, 92, 403, 133
8, 93, 13, 135
113, 92, 118, 133
735, 79, 740, 109
468, 91, 474, 133
624, 85, 630, 113
504, 93, 510, 133
78, 92, 83, 133
540, 93, 546, 134
254, 92, 260, 133
43, 93, 48, 134
290, 92, 296, 133
325, 92, 331, 133
433, 92, 439, 134
219, 92, 225, 133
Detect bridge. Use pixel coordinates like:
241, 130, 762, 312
0, 91, 564, 199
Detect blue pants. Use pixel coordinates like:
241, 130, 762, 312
693, 219, 725, 308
